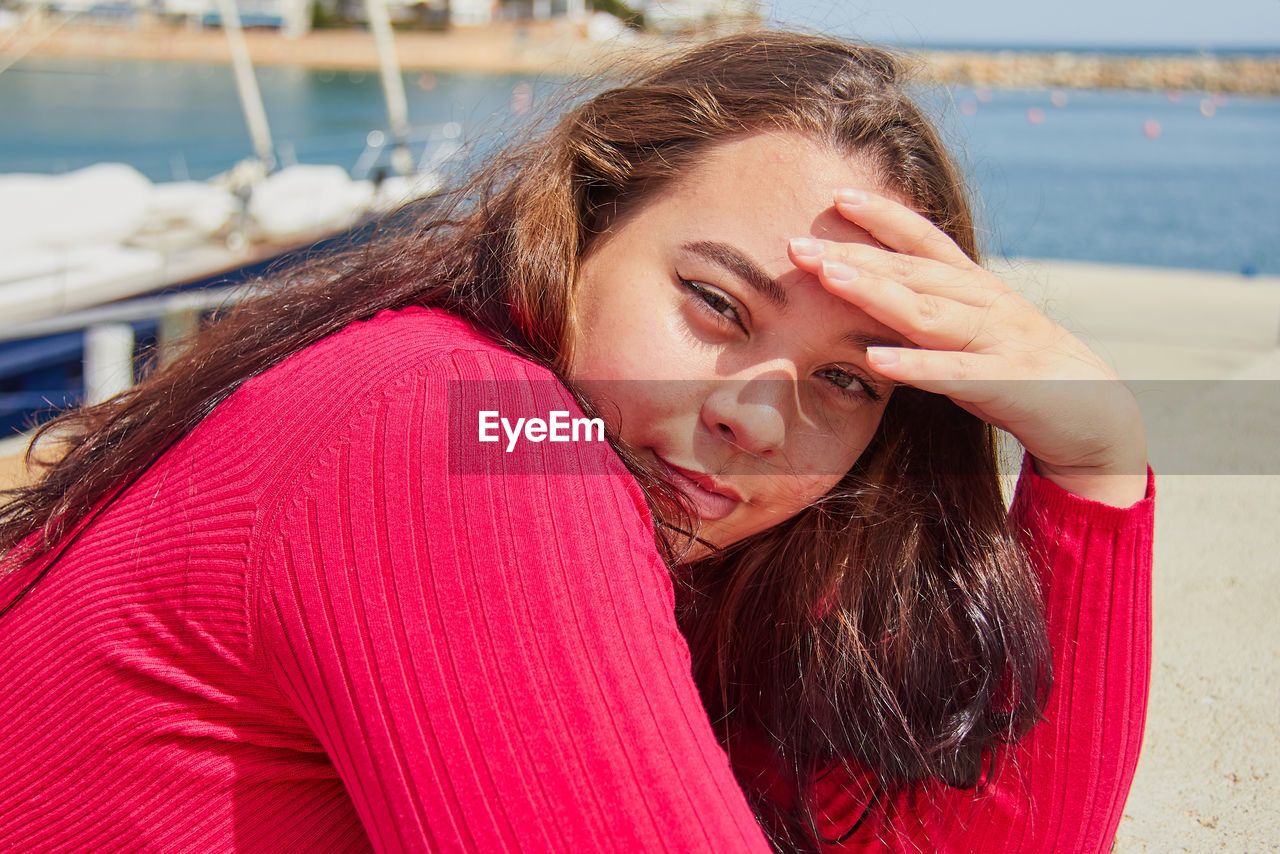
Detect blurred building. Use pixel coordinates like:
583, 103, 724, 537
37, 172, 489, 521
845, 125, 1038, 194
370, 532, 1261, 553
46, 0, 752, 32
447, 0, 493, 25
636, 0, 758, 31
449, 0, 591, 25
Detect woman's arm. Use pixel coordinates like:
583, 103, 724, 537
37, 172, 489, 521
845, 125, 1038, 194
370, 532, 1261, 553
780, 187, 1154, 850
250, 349, 770, 853
805, 456, 1155, 853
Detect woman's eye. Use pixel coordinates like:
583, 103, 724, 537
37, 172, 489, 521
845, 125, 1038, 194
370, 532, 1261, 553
682, 278, 746, 331
816, 367, 882, 403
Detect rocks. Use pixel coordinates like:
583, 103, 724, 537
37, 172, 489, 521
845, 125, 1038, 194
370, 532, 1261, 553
914, 49, 1280, 95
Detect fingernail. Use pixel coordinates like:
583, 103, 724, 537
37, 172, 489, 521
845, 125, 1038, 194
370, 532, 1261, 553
821, 260, 858, 283
789, 237, 822, 257
835, 189, 867, 206
866, 347, 899, 367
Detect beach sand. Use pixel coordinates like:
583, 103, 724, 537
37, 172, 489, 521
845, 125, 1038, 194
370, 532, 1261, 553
994, 260, 1280, 853
1116, 472, 1280, 852
6, 17, 667, 76
3, 259, 1279, 850
7, 19, 1278, 93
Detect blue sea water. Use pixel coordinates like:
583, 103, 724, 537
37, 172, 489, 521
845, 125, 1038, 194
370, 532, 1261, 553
924, 86, 1280, 275
2, 55, 1278, 275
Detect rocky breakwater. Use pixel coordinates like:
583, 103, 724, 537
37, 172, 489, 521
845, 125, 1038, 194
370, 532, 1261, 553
915, 50, 1280, 95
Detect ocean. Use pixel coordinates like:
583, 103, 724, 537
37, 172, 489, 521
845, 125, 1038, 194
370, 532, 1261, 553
2, 55, 1278, 276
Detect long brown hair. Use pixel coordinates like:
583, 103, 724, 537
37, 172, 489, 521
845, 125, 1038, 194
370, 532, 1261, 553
2, 31, 1050, 851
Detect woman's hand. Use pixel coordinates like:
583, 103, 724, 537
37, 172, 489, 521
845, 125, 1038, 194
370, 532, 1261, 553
788, 188, 1149, 508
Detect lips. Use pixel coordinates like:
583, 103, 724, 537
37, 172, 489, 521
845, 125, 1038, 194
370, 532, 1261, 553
653, 455, 741, 521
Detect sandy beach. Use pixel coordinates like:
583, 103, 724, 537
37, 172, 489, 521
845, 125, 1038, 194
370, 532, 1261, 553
1118, 467, 1280, 852
5, 17, 662, 76
6, 18, 1280, 93
996, 259, 1280, 852
3, 257, 1278, 849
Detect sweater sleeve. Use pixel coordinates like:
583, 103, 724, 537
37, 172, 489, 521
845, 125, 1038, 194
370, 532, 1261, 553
251, 349, 771, 853
804, 456, 1156, 853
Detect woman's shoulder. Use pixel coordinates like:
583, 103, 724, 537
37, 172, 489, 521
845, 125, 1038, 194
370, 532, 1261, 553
223, 307, 548, 428
183, 307, 572, 493
242, 306, 659, 577
270, 306, 535, 386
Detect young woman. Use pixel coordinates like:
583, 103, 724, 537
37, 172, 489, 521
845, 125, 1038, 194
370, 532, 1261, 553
0, 31, 1152, 853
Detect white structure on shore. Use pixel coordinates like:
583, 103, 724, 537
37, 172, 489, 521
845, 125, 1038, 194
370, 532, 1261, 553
20, 0, 752, 33
144, 0, 586, 31
636, 0, 758, 31
447, 0, 590, 26
448, 0, 494, 26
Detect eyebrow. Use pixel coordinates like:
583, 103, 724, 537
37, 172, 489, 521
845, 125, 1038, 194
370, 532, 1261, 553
841, 331, 907, 351
683, 239, 908, 352
682, 240, 789, 308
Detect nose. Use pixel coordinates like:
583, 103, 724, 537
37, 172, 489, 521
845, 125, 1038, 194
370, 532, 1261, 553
699, 373, 792, 457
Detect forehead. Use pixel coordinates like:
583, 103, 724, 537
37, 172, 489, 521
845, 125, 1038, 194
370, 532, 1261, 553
661, 132, 889, 248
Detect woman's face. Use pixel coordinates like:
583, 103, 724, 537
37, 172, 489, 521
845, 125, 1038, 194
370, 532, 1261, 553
568, 132, 906, 553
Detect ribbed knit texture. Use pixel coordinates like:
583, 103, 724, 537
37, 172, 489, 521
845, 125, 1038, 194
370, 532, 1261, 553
0, 307, 1154, 853
791, 459, 1156, 853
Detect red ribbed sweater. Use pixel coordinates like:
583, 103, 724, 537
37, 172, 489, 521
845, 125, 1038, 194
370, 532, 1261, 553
0, 307, 1154, 852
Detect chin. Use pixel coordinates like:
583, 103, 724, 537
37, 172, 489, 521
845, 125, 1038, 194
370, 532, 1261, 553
665, 518, 747, 564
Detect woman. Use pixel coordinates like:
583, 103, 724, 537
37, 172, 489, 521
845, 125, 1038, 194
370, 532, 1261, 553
0, 31, 1152, 853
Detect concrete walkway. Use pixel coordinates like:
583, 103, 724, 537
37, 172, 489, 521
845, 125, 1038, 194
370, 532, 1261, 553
1001, 259, 1280, 853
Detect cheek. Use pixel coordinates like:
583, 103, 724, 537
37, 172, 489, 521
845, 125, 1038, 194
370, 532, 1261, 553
747, 412, 885, 519
732, 471, 845, 533
571, 305, 715, 439
572, 358, 703, 447
572, 279, 688, 381
791, 411, 884, 477
770, 472, 847, 516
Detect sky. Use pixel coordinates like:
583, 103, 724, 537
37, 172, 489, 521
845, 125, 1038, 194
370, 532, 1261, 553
764, 0, 1280, 48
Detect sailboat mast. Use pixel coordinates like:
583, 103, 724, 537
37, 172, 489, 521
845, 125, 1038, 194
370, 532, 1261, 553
365, 0, 413, 176
217, 0, 275, 171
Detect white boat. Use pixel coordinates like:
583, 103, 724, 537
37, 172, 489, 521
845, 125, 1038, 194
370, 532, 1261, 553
0, 149, 452, 329
0, 0, 456, 331
0, 0, 457, 432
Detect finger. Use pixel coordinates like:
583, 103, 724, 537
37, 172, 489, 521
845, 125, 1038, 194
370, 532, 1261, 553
814, 260, 992, 352
864, 346, 1013, 407
789, 238, 996, 307
832, 188, 976, 268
